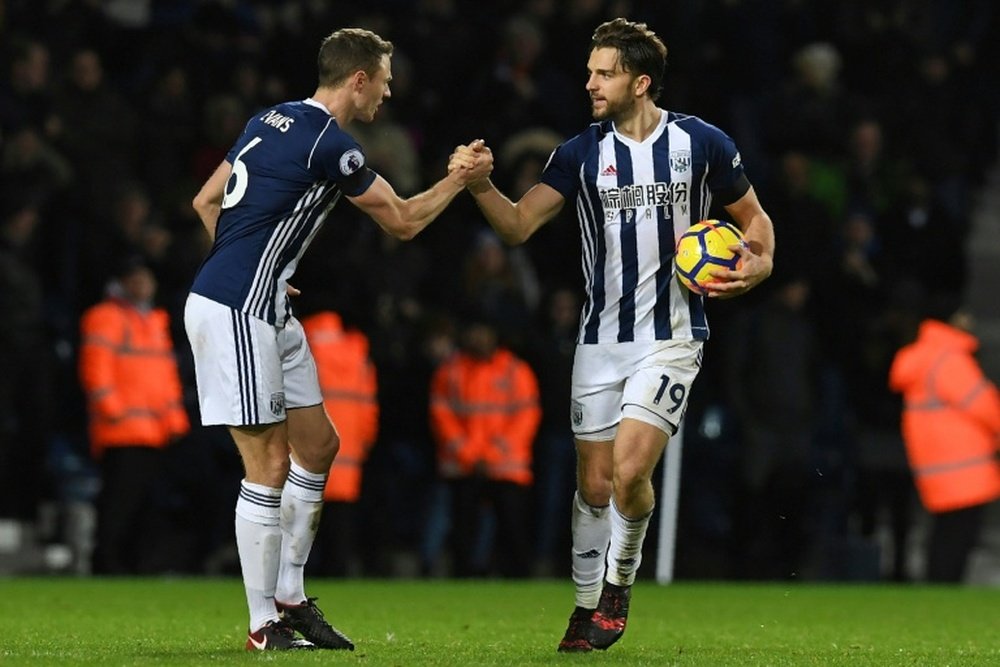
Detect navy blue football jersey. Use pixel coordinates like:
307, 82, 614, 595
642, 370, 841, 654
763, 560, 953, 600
191, 98, 376, 326
540, 110, 748, 344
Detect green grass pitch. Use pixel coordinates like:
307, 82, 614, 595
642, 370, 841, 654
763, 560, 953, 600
2, 578, 998, 665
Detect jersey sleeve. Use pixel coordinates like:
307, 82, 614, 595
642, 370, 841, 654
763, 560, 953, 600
225, 118, 256, 164
703, 122, 750, 206
539, 141, 581, 200
314, 131, 377, 197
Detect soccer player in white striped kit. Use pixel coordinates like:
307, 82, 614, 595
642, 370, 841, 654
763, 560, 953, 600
186, 28, 491, 651
451, 18, 775, 652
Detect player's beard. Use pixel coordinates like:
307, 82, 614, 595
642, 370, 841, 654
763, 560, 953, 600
591, 94, 633, 122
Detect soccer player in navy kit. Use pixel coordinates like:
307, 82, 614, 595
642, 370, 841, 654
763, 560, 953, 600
452, 18, 775, 652
186, 28, 491, 651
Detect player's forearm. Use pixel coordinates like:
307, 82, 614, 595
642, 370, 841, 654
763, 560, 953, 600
467, 179, 531, 245
742, 211, 775, 273
193, 202, 220, 240
392, 174, 465, 240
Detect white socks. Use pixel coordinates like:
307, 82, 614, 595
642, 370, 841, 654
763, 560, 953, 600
235, 480, 282, 632
276, 460, 327, 605
606, 498, 652, 587
570, 491, 611, 609
235, 460, 328, 632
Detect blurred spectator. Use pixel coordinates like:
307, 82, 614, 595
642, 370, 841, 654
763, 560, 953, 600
494, 127, 578, 288
724, 282, 819, 580
0, 198, 53, 522
850, 284, 920, 582
815, 209, 914, 580
78, 258, 189, 574
351, 106, 422, 197
889, 294, 1000, 583
890, 49, 984, 222
460, 229, 539, 352
140, 65, 198, 209
764, 151, 835, 290
1, 126, 74, 203
0, 37, 56, 138
878, 172, 968, 296
842, 118, 911, 218
464, 13, 579, 141
525, 286, 581, 576
191, 93, 247, 183
50, 48, 137, 219
427, 313, 541, 577
302, 311, 379, 577
764, 42, 865, 162
81, 184, 172, 306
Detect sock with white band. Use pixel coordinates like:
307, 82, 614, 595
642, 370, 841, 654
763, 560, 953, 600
275, 459, 327, 605
235, 480, 283, 632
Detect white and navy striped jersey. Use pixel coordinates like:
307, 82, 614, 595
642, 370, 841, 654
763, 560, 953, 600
541, 109, 749, 344
190, 98, 376, 327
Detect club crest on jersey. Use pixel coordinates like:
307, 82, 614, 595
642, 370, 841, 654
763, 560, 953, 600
669, 150, 691, 173
339, 149, 364, 176
571, 400, 584, 427
270, 392, 286, 417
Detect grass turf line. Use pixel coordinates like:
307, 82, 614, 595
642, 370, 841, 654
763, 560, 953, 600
2, 578, 998, 665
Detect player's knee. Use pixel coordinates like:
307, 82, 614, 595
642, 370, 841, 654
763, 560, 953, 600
324, 428, 341, 461
252, 451, 291, 487
612, 462, 652, 499
578, 472, 612, 506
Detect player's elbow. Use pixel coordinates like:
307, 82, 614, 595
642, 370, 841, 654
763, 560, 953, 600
503, 230, 531, 246
192, 192, 212, 217
385, 220, 419, 241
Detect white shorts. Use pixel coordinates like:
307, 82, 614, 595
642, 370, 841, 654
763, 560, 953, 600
570, 340, 703, 440
184, 292, 322, 426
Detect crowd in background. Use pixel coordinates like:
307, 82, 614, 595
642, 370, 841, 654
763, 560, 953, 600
1, 0, 998, 581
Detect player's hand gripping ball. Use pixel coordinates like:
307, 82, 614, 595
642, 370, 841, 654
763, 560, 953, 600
674, 220, 747, 295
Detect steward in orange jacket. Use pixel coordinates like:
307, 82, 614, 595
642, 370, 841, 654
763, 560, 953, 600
301, 311, 378, 503
428, 316, 541, 577
430, 340, 541, 487
79, 269, 189, 458
889, 304, 1000, 581
78, 260, 189, 573
301, 310, 378, 576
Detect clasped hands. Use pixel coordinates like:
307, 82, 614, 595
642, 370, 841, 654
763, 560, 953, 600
448, 139, 493, 190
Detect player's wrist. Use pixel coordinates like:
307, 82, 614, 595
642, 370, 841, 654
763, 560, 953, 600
467, 178, 492, 195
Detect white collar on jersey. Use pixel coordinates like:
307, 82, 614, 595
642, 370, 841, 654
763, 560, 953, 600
303, 98, 331, 115
612, 108, 668, 146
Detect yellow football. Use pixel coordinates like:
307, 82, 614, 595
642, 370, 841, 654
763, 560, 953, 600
674, 220, 745, 294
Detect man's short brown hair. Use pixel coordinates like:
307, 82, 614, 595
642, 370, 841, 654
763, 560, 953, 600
592, 18, 668, 101
317, 28, 393, 88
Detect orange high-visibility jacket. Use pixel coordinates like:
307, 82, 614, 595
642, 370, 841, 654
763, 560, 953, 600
430, 348, 541, 486
889, 319, 1000, 513
302, 312, 378, 503
79, 297, 189, 458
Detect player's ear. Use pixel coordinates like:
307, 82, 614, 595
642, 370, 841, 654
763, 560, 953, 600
351, 69, 368, 91
634, 74, 651, 97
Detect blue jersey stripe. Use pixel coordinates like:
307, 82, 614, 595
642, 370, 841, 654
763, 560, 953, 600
246, 183, 325, 320
243, 185, 315, 318
576, 196, 596, 338
614, 137, 637, 343
652, 132, 674, 339
582, 153, 605, 344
